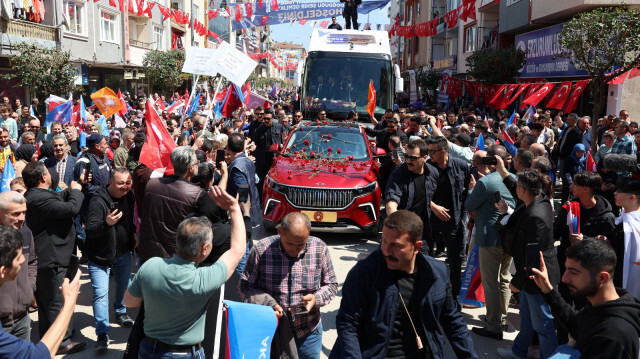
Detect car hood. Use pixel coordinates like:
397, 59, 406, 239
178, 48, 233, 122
269, 156, 377, 188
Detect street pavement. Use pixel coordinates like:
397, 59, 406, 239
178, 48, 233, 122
29, 229, 522, 358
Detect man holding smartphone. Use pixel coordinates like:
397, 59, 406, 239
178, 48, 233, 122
495, 169, 560, 359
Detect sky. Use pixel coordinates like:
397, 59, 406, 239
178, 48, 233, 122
270, 2, 391, 49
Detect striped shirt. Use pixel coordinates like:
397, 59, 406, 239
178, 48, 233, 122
239, 235, 338, 339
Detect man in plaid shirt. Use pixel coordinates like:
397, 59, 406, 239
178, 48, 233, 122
239, 212, 338, 359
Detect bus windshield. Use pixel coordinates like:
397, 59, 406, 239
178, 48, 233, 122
302, 54, 391, 117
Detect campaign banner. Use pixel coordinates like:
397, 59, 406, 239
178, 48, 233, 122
515, 23, 589, 78
224, 301, 278, 359
459, 245, 485, 307
231, 0, 390, 30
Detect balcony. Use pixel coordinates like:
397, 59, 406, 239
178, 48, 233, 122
0, 18, 59, 46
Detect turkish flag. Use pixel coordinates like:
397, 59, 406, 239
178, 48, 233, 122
109, 0, 116, 7
503, 84, 529, 107
608, 70, 628, 85
522, 82, 555, 107
246, 3, 252, 18
272, 0, 278, 11
628, 67, 640, 80
563, 80, 589, 113
366, 80, 376, 120
261, 16, 268, 26
139, 99, 176, 174
483, 84, 499, 106
520, 83, 542, 109
496, 84, 519, 109
299, 19, 308, 25
118, 0, 124, 12
488, 85, 507, 108
158, 5, 170, 20
117, 89, 128, 117
546, 81, 572, 109
319, 20, 330, 28
235, 5, 242, 22
145, 2, 154, 18
466, 0, 476, 21
446, 10, 458, 29
463, 81, 477, 99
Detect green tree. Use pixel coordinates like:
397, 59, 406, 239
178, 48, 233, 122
557, 5, 640, 153
465, 47, 527, 84
416, 67, 441, 97
142, 49, 186, 93
2, 42, 78, 97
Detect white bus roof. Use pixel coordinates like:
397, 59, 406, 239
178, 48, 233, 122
307, 29, 391, 56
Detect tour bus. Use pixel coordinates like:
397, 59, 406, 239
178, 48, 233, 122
296, 29, 403, 121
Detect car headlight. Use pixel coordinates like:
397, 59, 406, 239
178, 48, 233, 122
266, 176, 284, 194
354, 181, 377, 196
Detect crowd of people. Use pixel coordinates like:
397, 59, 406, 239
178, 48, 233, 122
0, 90, 639, 359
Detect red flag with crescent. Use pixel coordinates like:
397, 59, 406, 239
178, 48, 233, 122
563, 80, 589, 113
522, 83, 555, 107
546, 81, 572, 109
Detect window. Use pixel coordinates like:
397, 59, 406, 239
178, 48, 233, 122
193, 4, 199, 24
100, 10, 118, 43
464, 25, 476, 52
153, 26, 164, 50
64, 1, 85, 35
506, 0, 522, 5
444, 39, 453, 57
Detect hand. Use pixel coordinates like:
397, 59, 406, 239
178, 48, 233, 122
495, 199, 509, 215
60, 269, 82, 303
431, 203, 451, 221
428, 116, 436, 127
69, 181, 82, 191
172, 129, 181, 139
569, 233, 583, 244
495, 155, 508, 177
509, 283, 520, 293
80, 169, 90, 185
468, 174, 476, 190
209, 186, 239, 211
301, 294, 316, 312
529, 251, 553, 294
247, 155, 256, 163
106, 209, 123, 226
239, 197, 251, 216
217, 160, 227, 176
273, 304, 284, 319
595, 235, 608, 241
10, 140, 16, 146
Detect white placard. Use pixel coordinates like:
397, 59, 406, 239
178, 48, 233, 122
214, 41, 258, 87
182, 47, 219, 77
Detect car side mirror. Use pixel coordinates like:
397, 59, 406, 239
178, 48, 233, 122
269, 143, 282, 152
374, 147, 387, 156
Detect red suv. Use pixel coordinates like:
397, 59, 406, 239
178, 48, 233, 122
262, 121, 381, 236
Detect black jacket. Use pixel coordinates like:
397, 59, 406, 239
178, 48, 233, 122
427, 156, 470, 224
557, 126, 583, 159
340, 0, 361, 15
554, 196, 616, 273
24, 187, 84, 269
502, 195, 561, 294
85, 186, 135, 266
330, 248, 477, 359
364, 127, 407, 153
543, 288, 640, 359
253, 122, 285, 175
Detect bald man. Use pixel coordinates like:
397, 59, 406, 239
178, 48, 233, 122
239, 213, 338, 358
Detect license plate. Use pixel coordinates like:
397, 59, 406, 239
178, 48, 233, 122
301, 211, 337, 223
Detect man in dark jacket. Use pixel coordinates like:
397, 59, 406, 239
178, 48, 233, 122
385, 139, 438, 255
253, 108, 285, 197
330, 210, 477, 359
531, 238, 640, 359
364, 117, 408, 153
0, 191, 36, 341
85, 168, 135, 350
556, 113, 583, 203
496, 169, 560, 359
426, 136, 470, 299
340, 0, 361, 29
22, 162, 86, 355
75, 133, 113, 220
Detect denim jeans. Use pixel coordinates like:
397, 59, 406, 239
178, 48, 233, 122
138, 339, 205, 359
513, 291, 558, 359
294, 322, 323, 359
88, 252, 132, 335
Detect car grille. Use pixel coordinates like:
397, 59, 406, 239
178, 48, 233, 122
285, 187, 354, 209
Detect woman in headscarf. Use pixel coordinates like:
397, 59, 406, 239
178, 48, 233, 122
13, 144, 38, 177
38, 142, 54, 161
563, 143, 587, 192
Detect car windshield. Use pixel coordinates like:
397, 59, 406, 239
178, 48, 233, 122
283, 126, 370, 161
302, 54, 391, 116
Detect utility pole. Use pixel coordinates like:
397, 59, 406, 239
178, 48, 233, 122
190, 0, 196, 85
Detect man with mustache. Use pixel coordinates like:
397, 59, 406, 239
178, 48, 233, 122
330, 210, 477, 358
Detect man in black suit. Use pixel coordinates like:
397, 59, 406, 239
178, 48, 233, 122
340, 0, 361, 29
496, 169, 560, 359
22, 162, 86, 355
44, 135, 79, 188
556, 113, 583, 202
253, 108, 285, 198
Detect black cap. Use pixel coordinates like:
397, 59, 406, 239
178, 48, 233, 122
456, 133, 471, 147
615, 177, 640, 195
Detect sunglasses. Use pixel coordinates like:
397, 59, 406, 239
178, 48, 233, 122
428, 149, 439, 155
406, 155, 421, 161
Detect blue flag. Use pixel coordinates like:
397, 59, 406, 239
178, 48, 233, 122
476, 133, 485, 151
1, 159, 16, 193
187, 92, 201, 117
503, 137, 517, 157
507, 109, 516, 127
79, 131, 87, 149
79, 95, 87, 125
224, 301, 278, 359
99, 115, 110, 136
45, 99, 72, 127
269, 83, 278, 98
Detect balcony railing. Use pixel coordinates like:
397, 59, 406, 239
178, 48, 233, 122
130, 39, 152, 49
1, 18, 59, 42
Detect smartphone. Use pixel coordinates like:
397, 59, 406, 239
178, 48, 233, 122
289, 302, 309, 316
215, 149, 225, 163
526, 243, 541, 275
65, 254, 79, 280
109, 202, 118, 211
493, 191, 501, 204
238, 185, 249, 203
392, 148, 405, 164
480, 157, 497, 166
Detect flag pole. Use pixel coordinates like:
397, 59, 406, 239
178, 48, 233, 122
209, 76, 223, 125
212, 283, 225, 359
180, 73, 201, 128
